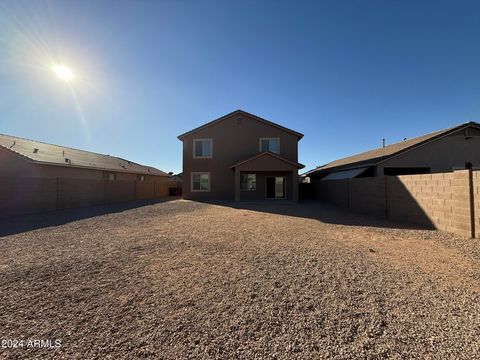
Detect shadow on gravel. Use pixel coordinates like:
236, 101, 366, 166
0, 198, 177, 237
205, 200, 434, 231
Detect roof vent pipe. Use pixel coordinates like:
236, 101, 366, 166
382, 138, 386, 148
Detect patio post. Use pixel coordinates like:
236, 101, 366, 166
235, 168, 240, 201
292, 170, 299, 202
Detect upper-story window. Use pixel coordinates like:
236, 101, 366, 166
193, 139, 212, 158
259, 138, 280, 154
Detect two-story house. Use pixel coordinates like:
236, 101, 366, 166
178, 110, 304, 202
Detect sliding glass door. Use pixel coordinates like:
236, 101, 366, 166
266, 176, 286, 199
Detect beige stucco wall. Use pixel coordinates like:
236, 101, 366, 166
377, 127, 480, 175
181, 113, 300, 200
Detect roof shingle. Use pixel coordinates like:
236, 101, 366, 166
0, 134, 168, 176
305, 122, 480, 176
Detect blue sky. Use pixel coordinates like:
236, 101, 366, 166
1, 0, 480, 174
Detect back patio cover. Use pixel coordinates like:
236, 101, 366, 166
230, 152, 304, 201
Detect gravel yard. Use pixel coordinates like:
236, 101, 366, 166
0, 199, 479, 359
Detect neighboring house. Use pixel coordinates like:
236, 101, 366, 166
168, 173, 183, 196
172, 172, 183, 182
178, 109, 304, 201
304, 121, 480, 180
0, 134, 169, 181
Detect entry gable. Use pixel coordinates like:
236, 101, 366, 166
230, 152, 305, 172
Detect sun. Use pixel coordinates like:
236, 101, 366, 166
52, 64, 75, 81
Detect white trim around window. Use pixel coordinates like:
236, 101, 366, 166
193, 138, 213, 159
191, 172, 211, 192
259, 137, 280, 154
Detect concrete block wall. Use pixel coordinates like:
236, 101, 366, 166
105, 180, 136, 204
58, 179, 105, 209
389, 172, 472, 237
474, 171, 480, 239
349, 177, 386, 217
312, 179, 349, 208
0, 177, 57, 217
135, 179, 174, 200
313, 170, 477, 238
0, 177, 174, 219
449, 171, 473, 237
155, 179, 174, 198
386, 175, 438, 228
136, 181, 155, 200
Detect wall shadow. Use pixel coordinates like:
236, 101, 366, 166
298, 177, 438, 230
0, 197, 179, 237
200, 199, 435, 231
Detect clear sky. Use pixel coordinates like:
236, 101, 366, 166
1, 0, 480, 174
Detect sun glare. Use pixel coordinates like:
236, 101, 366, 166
52, 64, 75, 81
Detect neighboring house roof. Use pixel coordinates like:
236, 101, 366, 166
177, 109, 304, 140
304, 121, 480, 176
171, 173, 183, 182
0, 134, 169, 176
230, 151, 305, 169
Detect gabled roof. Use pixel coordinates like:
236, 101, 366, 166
0, 134, 169, 176
230, 151, 305, 169
177, 109, 304, 140
304, 121, 480, 176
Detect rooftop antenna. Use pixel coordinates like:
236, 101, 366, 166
382, 138, 386, 148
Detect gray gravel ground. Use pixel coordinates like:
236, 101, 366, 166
0, 200, 479, 359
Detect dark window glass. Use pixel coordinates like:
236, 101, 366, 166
240, 174, 256, 190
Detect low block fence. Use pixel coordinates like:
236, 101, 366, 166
0, 176, 180, 219
309, 170, 479, 238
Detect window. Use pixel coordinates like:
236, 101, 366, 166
191, 172, 210, 192
193, 139, 212, 158
240, 174, 256, 191
103, 172, 116, 181
259, 138, 280, 154
138, 175, 146, 182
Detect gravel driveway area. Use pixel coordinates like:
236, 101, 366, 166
1, 200, 479, 359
